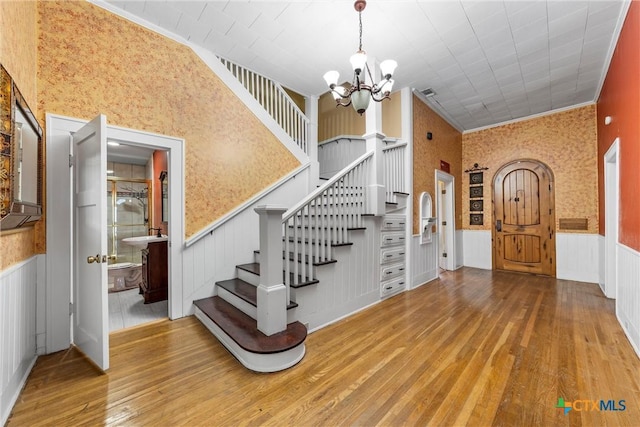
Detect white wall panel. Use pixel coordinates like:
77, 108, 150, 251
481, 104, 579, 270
318, 137, 366, 179
556, 233, 600, 283
292, 219, 381, 331
617, 244, 640, 358
598, 234, 606, 294
181, 170, 310, 315
462, 230, 492, 270
411, 235, 438, 288
456, 230, 464, 269
1, 256, 38, 426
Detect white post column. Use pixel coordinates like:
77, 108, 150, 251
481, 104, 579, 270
254, 205, 288, 336
364, 57, 386, 216
305, 95, 319, 191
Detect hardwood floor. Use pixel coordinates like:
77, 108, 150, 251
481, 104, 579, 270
8, 268, 640, 426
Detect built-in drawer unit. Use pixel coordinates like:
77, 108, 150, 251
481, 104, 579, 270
380, 247, 405, 264
379, 214, 407, 298
381, 276, 406, 297
382, 217, 407, 231
380, 263, 405, 281
381, 233, 405, 247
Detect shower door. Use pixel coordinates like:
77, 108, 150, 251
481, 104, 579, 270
107, 178, 152, 265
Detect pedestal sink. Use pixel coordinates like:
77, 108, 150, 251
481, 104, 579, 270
122, 235, 168, 250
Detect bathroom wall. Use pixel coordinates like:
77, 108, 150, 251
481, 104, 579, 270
152, 150, 168, 236
107, 162, 149, 264
37, 0, 300, 244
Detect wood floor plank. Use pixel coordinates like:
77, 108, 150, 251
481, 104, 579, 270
7, 268, 640, 426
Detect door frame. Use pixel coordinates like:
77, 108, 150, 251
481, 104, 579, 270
604, 138, 619, 299
45, 114, 184, 354
435, 170, 456, 271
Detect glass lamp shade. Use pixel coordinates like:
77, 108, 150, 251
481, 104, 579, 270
379, 59, 397, 79
351, 88, 371, 115
349, 51, 367, 74
323, 70, 339, 88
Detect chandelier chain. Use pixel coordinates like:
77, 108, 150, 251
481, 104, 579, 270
358, 10, 363, 52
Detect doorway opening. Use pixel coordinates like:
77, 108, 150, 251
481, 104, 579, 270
45, 114, 184, 358
604, 139, 619, 299
106, 144, 170, 331
435, 170, 456, 272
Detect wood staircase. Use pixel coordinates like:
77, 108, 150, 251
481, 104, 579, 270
193, 210, 367, 372
191, 62, 409, 372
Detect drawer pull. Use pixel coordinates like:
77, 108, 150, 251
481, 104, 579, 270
399, 252, 405, 255
386, 254, 393, 258
399, 237, 405, 240
399, 222, 405, 225
386, 222, 393, 225
399, 282, 405, 285
386, 271, 392, 275
385, 286, 393, 290
399, 268, 405, 271
386, 238, 393, 241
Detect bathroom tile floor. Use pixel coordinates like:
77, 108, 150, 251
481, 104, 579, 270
108, 288, 168, 332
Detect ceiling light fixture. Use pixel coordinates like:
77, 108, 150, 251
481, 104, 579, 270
323, 0, 397, 115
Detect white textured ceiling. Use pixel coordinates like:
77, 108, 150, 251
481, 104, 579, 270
100, 0, 629, 131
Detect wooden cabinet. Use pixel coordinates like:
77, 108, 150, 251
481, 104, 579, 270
140, 241, 168, 304
380, 214, 406, 298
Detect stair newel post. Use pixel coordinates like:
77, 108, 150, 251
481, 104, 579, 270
364, 57, 386, 216
254, 205, 288, 336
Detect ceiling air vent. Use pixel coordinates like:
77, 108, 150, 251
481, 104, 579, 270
420, 88, 436, 97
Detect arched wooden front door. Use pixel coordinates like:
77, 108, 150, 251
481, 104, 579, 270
492, 160, 555, 276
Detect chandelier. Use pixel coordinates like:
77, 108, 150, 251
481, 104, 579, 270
323, 0, 397, 115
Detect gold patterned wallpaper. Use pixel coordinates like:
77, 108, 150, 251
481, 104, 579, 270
0, 0, 38, 270
37, 1, 300, 240
412, 95, 463, 234
318, 90, 402, 141
462, 105, 598, 233
318, 91, 365, 141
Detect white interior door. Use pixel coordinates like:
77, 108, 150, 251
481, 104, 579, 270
73, 114, 109, 370
438, 181, 447, 270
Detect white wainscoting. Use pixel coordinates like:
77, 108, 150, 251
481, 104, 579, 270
462, 230, 492, 270
556, 233, 600, 283
456, 230, 464, 269
292, 217, 380, 332
411, 235, 438, 288
617, 244, 640, 358
181, 171, 310, 315
1, 256, 38, 426
318, 136, 365, 179
598, 234, 606, 294
462, 231, 601, 282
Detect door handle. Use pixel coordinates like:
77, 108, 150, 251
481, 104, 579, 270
496, 220, 502, 232
87, 254, 100, 264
